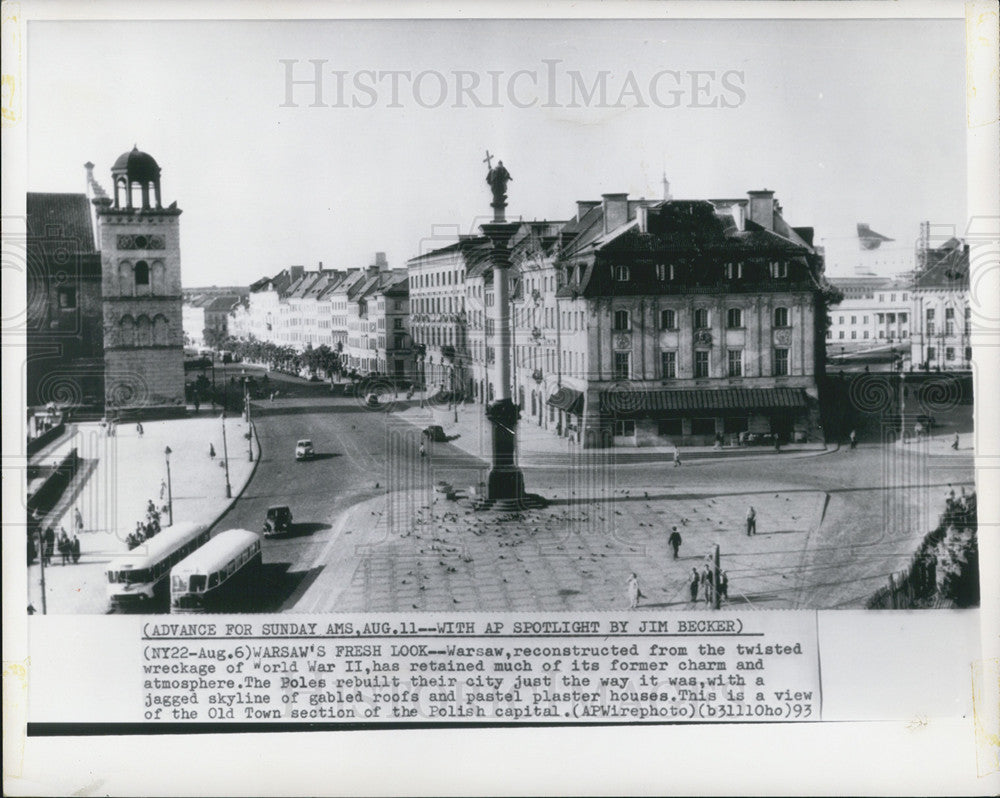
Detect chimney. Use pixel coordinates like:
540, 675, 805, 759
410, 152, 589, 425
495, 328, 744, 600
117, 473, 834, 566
747, 190, 775, 231
374, 252, 388, 271
289, 265, 305, 282
602, 193, 629, 234
637, 205, 650, 234
576, 201, 601, 222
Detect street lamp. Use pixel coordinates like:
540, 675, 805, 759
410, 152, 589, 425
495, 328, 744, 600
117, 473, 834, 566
164, 446, 174, 526
221, 412, 233, 499
244, 378, 253, 462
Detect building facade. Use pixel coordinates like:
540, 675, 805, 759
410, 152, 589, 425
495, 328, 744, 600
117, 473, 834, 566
94, 148, 185, 411
909, 238, 971, 371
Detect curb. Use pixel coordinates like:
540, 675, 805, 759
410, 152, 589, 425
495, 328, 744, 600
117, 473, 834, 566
206, 419, 263, 535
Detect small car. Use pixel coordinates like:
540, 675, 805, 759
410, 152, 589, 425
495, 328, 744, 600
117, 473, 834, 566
365, 394, 380, 408
422, 425, 447, 442
295, 439, 314, 460
263, 505, 293, 538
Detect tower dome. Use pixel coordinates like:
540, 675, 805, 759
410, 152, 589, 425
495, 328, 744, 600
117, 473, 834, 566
109, 146, 163, 210
112, 146, 161, 183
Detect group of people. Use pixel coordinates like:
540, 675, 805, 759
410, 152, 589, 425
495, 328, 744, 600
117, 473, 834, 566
37, 525, 81, 566
689, 564, 729, 605
126, 499, 165, 550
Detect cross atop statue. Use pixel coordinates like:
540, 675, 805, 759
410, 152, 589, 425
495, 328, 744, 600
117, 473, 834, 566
483, 150, 493, 170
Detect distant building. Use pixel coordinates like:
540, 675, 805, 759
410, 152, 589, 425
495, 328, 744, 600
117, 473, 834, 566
909, 237, 971, 370
826, 276, 912, 351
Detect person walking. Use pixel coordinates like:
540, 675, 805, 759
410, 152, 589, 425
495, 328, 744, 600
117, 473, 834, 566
702, 564, 714, 604
70, 534, 81, 564
718, 570, 729, 602
418, 442, 426, 458
627, 572, 641, 609
136, 422, 144, 437
849, 429, 857, 450
209, 443, 216, 459
688, 568, 700, 603
952, 432, 960, 451
74, 507, 84, 535
746, 505, 757, 536
668, 528, 682, 559
58, 527, 70, 565
43, 526, 55, 566
159, 479, 167, 502
673, 449, 682, 468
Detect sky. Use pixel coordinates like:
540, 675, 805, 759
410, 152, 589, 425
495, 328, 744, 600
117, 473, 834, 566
25, 17, 968, 285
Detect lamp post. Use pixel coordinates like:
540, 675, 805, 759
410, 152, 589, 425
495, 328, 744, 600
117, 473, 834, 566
221, 412, 232, 498
898, 370, 907, 446
164, 446, 174, 526
244, 378, 253, 462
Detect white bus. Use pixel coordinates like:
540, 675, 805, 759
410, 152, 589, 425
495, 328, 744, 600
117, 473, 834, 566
106, 522, 211, 609
170, 529, 262, 613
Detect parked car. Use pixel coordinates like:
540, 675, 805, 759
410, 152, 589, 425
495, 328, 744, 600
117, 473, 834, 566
423, 425, 447, 442
365, 394, 380, 408
295, 439, 314, 460
263, 505, 293, 538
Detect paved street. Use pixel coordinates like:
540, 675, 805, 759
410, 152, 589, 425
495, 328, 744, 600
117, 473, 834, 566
217, 370, 975, 613
27, 366, 975, 613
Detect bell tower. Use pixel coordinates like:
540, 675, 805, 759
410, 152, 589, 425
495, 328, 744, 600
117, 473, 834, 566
94, 146, 185, 414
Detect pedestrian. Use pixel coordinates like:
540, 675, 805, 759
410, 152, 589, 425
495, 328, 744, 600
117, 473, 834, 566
209, 443, 216, 459
714, 433, 723, 451
43, 526, 55, 565
136, 421, 144, 437
419, 442, 426, 458
58, 527, 70, 565
74, 507, 84, 535
951, 433, 959, 451
849, 429, 857, 450
673, 449, 682, 468
668, 528, 682, 559
718, 571, 729, 602
627, 572, 640, 609
746, 505, 757, 536
160, 479, 167, 502
688, 568, 700, 603
194, 396, 201, 412
702, 565, 714, 604
71, 534, 81, 564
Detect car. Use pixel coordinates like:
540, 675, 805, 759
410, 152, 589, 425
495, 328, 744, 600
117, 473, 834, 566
365, 394, 380, 408
263, 505, 293, 538
422, 425, 447, 442
295, 439, 314, 460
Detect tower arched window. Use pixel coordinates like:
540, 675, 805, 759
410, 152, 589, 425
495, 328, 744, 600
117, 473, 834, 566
135, 261, 150, 287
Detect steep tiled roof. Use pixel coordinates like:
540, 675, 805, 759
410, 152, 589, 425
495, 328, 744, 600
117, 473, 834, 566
916, 241, 969, 289
27, 193, 97, 254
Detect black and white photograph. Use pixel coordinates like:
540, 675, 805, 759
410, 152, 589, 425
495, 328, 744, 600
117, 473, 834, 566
3, 1, 997, 795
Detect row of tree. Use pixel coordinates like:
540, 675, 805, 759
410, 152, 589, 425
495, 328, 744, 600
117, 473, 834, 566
217, 336, 346, 378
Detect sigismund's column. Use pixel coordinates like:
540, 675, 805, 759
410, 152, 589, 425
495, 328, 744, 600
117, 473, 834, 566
482, 156, 526, 506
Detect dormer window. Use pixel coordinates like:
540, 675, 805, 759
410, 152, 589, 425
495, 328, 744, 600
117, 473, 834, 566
770, 261, 788, 279
613, 265, 630, 282
655, 263, 666, 281
726, 262, 743, 279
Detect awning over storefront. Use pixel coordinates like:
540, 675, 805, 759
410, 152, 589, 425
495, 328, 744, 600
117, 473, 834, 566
598, 387, 808, 417
547, 386, 585, 415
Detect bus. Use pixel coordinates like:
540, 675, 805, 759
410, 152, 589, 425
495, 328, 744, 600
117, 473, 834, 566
169, 529, 262, 613
106, 522, 211, 609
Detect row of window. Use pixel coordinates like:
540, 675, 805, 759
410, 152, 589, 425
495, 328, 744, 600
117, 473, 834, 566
411, 269, 464, 289
611, 261, 790, 283
613, 307, 791, 332
836, 313, 909, 325
610, 349, 790, 380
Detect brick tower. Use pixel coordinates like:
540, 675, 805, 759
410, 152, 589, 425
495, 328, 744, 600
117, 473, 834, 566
94, 147, 185, 415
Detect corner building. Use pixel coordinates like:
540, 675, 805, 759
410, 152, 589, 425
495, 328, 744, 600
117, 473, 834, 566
555, 191, 827, 447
